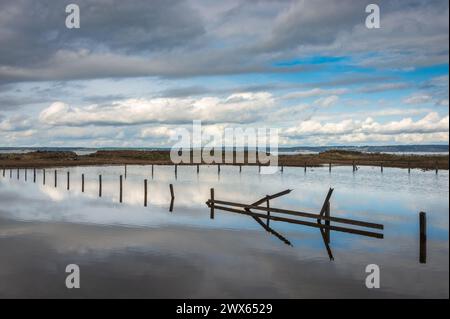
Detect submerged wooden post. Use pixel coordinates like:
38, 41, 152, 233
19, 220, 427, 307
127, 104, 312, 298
210, 188, 215, 219
119, 175, 123, 203
99, 175, 102, 197
420, 212, 427, 264
67, 171, 70, 190
81, 174, 85, 192
169, 184, 174, 199
144, 179, 147, 207
33, 168, 36, 183
54, 170, 57, 188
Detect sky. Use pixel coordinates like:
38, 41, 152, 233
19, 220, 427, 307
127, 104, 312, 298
0, 0, 448, 147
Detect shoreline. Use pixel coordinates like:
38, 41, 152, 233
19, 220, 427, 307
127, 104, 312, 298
0, 149, 448, 170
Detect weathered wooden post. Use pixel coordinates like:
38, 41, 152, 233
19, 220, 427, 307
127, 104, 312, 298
169, 184, 174, 199
67, 171, 70, 190
420, 212, 427, 264
81, 174, 85, 192
99, 175, 102, 197
325, 201, 331, 244
144, 179, 148, 207
54, 170, 57, 188
210, 188, 215, 219
33, 168, 36, 183
119, 175, 123, 203
43, 169, 46, 185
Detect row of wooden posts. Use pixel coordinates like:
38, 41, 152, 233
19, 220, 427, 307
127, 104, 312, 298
1, 167, 175, 209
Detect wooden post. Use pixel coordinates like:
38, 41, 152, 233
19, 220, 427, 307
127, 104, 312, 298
266, 196, 270, 228
25, 169, 27, 181
352, 161, 356, 172
67, 171, 70, 190
420, 212, 427, 264
33, 168, 36, 183
197, 164, 199, 174
54, 170, 57, 188
119, 175, 123, 203
169, 184, 174, 199
175, 164, 177, 177
435, 161, 438, 175
124, 165, 127, 179
381, 163, 383, 173
329, 162, 331, 172
408, 162, 411, 174
144, 179, 147, 207
218, 164, 220, 174
43, 169, 46, 185
81, 174, 85, 192
17, 168, 19, 180
325, 201, 331, 244
304, 162, 307, 172
99, 175, 102, 197
239, 164, 242, 173
210, 188, 215, 219
151, 164, 154, 179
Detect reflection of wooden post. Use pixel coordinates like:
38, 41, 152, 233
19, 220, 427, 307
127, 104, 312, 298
218, 164, 220, 174
54, 170, 57, 188
266, 196, 270, 228
17, 168, 19, 180
420, 212, 427, 264
33, 168, 36, 183
99, 175, 102, 197
239, 165, 242, 173
25, 169, 27, 181
169, 184, 174, 199
352, 161, 356, 172
124, 165, 127, 179
43, 169, 46, 185
119, 175, 123, 203
210, 188, 214, 219
435, 161, 438, 175
304, 162, 307, 172
281, 165, 283, 173
381, 163, 383, 173
325, 201, 331, 244
81, 174, 84, 192
329, 162, 331, 172
151, 164, 154, 179
2, 168, 4, 177
197, 164, 199, 174
67, 171, 70, 190
144, 179, 147, 207
259, 165, 261, 173
175, 164, 177, 176
9, 169, 12, 179
408, 162, 411, 174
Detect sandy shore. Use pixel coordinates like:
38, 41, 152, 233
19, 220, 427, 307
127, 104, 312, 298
0, 149, 448, 170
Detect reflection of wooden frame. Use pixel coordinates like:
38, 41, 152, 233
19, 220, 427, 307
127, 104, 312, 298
206, 188, 384, 260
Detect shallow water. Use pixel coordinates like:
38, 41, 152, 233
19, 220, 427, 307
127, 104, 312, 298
0, 165, 448, 298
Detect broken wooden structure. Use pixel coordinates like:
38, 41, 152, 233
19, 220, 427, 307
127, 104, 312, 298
206, 188, 384, 260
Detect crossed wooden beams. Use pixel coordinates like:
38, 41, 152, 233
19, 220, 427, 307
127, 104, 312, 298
206, 188, 384, 260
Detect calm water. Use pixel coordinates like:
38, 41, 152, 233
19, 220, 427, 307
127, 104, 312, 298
0, 165, 448, 298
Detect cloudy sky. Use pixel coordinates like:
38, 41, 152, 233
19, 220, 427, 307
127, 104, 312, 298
0, 0, 448, 147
